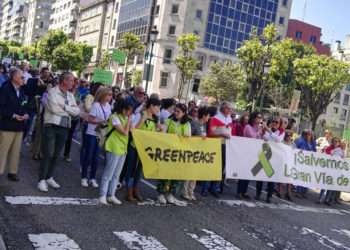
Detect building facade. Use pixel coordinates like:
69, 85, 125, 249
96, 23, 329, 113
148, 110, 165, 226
287, 19, 331, 56
319, 36, 350, 134
24, 0, 53, 45
49, 0, 79, 38
0, 0, 27, 43
145, 0, 293, 98
76, 0, 118, 71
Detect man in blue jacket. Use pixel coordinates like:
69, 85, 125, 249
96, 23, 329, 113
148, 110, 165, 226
0, 68, 29, 182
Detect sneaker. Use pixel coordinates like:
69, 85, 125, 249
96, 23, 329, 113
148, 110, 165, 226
191, 194, 197, 201
90, 179, 99, 188
158, 194, 167, 205
99, 196, 109, 205
81, 178, 89, 187
38, 180, 48, 192
107, 196, 122, 205
166, 194, 187, 206
46, 178, 60, 189
64, 157, 72, 163
182, 193, 192, 201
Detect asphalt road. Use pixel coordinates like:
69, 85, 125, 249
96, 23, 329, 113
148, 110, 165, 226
1, 139, 350, 250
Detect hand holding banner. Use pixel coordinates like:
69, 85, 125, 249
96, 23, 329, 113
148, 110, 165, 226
132, 129, 222, 181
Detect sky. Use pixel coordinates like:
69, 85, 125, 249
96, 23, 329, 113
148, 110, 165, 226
290, 0, 349, 45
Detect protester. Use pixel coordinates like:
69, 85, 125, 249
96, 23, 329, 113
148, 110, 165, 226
203, 102, 234, 197
183, 106, 210, 201
20, 62, 32, 83
0, 68, 29, 182
316, 130, 332, 152
294, 130, 316, 198
125, 98, 161, 202
81, 87, 112, 188
255, 117, 284, 203
157, 103, 191, 206
280, 131, 295, 201
126, 86, 145, 111
99, 99, 133, 205
38, 72, 80, 192
319, 137, 344, 206
159, 98, 175, 124
236, 112, 249, 137
0, 64, 9, 87
236, 112, 263, 200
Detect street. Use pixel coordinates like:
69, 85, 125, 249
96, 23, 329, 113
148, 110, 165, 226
1, 140, 350, 250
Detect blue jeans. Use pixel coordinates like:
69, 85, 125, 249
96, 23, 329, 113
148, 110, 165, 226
124, 145, 142, 189
296, 186, 308, 194
80, 122, 88, 166
81, 134, 100, 179
100, 152, 126, 197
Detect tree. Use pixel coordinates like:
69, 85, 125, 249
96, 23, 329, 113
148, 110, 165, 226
97, 50, 111, 69
0, 41, 9, 58
119, 32, 144, 88
175, 33, 200, 100
237, 24, 278, 111
201, 62, 245, 103
294, 55, 350, 129
131, 70, 143, 86
37, 30, 68, 63
52, 40, 84, 71
79, 42, 93, 66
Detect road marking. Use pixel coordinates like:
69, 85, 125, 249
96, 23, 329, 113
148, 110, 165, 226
186, 229, 240, 250
219, 199, 348, 215
114, 231, 167, 250
5, 196, 98, 206
332, 229, 350, 239
301, 227, 350, 250
28, 233, 81, 250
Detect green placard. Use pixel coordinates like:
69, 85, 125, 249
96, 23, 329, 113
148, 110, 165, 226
92, 68, 113, 85
343, 129, 350, 141
112, 49, 126, 64
18, 52, 24, 60
29, 59, 39, 68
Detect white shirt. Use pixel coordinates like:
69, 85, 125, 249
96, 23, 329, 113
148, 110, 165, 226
23, 71, 32, 84
86, 102, 112, 136
263, 129, 284, 143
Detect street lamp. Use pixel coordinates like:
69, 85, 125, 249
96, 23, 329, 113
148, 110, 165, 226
145, 27, 159, 94
258, 63, 271, 111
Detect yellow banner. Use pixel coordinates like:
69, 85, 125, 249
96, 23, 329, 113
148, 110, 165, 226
132, 129, 222, 181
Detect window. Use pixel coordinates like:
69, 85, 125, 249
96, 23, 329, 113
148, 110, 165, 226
279, 16, 285, 25
334, 107, 339, 114
197, 54, 205, 70
192, 78, 200, 93
171, 4, 179, 14
168, 25, 176, 35
341, 109, 347, 120
112, 19, 116, 29
196, 9, 202, 19
163, 49, 172, 64
309, 35, 316, 44
39, 21, 44, 28
160, 72, 169, 87
193, 30, 199, 35
110, 36, 114, 46
334, 92, 341, 103
283, 0, 288, 6
343, 94, 349, 106
295, 31, 302, 39
155, 5, 160, 15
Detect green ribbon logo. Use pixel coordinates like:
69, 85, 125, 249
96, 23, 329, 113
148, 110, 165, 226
251, 143, 274, 178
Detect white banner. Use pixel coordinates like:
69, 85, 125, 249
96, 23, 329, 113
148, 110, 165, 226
226, 137, 350, 192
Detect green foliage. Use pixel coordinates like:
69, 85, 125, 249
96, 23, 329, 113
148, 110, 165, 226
37, 30, 68, 62
175, 33, 200, 99
131, 70, 143, 86
52, 40, 84, 71
294, 55, 350, 129
98, 50, 111, 69
78, 42, 93, 65
118, 32, 144, 87
0, 41, 9, 58
201, 62, 245, 103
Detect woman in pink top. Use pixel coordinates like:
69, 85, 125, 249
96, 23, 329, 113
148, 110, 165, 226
236, 112, 263, 200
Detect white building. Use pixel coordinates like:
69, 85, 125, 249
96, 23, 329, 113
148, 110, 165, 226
0, 0, 27, 43
116, 0, 292, 98
24, 0, 53, 45
319, 36, 350, 133
76, 0, 119, 74
49, 0, 79, 38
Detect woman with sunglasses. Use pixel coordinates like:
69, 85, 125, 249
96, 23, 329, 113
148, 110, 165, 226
124, 98, 161, 202
157, 103, 191, 206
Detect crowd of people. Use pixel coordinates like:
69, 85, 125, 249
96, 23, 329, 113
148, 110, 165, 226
0, 63, 346, 207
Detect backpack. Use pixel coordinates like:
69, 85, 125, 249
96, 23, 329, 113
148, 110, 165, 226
96, 122, 115, 148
